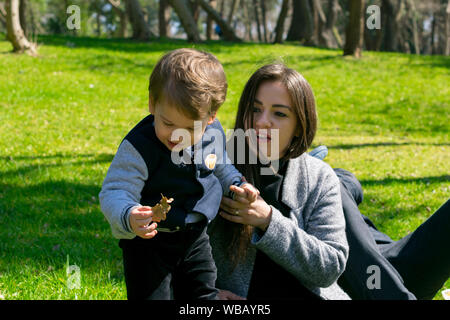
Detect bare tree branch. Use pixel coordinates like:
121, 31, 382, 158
197, 0, 241, 42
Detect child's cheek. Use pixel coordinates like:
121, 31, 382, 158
191, 131, 204, 146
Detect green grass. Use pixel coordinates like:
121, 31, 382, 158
0, 34, 448, 300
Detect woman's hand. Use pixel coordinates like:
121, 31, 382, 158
220, 185, 272, 231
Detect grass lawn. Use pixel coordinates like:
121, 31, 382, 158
0, 34, 448, 300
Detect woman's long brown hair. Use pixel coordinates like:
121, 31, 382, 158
227, 64, 318, 268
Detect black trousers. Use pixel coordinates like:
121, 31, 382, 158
335, 168, 450, 300
119, 221, 218, 300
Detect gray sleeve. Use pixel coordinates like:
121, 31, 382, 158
251, 170, 348, 288
99, 139, 148, 239
213, 148, 243, 197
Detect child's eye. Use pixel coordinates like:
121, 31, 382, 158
275, 111, 287, 118
163, 122, 173, 127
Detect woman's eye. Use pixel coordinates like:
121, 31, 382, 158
252, 106, 261, 113
275, 111, 287, 117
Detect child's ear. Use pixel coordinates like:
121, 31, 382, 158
207, 112, 217, 125
148, 97, 155, 114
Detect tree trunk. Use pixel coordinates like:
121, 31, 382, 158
5, 0, 36, 55
252, 0, 262, 42
343, 0, 364, 58
168, 0, 200, 42
219, 0, 225, 18
27, 0, 41, 38
431, 13, 436, 54
274, 0, 290, 43
159, 0, 170, 38
19, 0, 27, 37
96, 5, 101, 36
108, 0, 128, 38
206, 0, 216, 40
243, 0, 253, 41
189, 0, 200, 25
286, 0, 314, 44
381, 0, 404, 52
405, 0, 420, 54
319, 0, 341, 48
227, 0, 239, 25
260, 0, 268, 42
197, 0, 241, 42
446, 1, 450, 55
0, 3, 7, 31
125, 0, 151, 40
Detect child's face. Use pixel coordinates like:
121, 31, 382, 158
149, 98, 216, 152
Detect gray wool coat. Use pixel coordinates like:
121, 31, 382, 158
208, 153, 351, 300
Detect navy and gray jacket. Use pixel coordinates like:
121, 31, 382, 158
99, 114, 243, 239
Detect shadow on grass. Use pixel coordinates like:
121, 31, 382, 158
36, 35, 346, 72
0, 153, 114, 180
405, 54, 450, 70
327, 141, 450, 150
360, 175, 450, 187
0, 153, 119, 268
37, 35, 264, 54
0, 179, 118, 268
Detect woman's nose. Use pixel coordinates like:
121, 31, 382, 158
256, 111, 272, 128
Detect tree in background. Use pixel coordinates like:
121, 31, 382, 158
0, 0, 448, 56
125, 0, 151, 40
168, 0, 200, 42
5, 0, 37, 55
0, 2, 7, 31
286, 0, 314, 44
158, 0, 170, 38
343, 0, 365, 57
318, 0, 342, 48
107, 0, 128, 37
197, 0, 241, 41
274, 0, 290, 43
446, 0, 450, 55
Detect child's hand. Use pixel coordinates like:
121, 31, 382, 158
129, 206, 158, 239
229, 177, 259, 203
241, 183, 259, 202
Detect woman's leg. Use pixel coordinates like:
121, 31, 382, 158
334, 168, 416, 300
379, 199, 450, 300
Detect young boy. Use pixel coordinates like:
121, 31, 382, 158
99, 48, 258, 300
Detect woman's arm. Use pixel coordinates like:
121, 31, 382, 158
220, 167, 348, 289
251, 170, 348, 288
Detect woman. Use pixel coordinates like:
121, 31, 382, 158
209, 63, 450, 300
208, 63, 350, 300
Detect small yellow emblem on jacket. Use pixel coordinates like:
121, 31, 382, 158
205, 154, 217, 170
